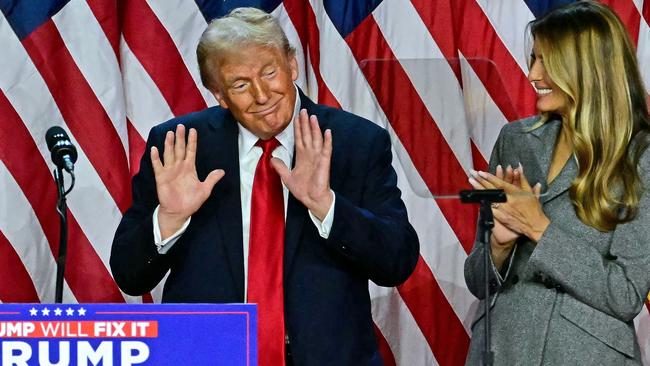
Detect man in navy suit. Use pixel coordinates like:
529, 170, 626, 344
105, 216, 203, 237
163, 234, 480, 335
111, 7, 419, 365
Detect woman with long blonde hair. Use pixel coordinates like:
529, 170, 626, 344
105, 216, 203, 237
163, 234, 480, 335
465, 1, 650, 364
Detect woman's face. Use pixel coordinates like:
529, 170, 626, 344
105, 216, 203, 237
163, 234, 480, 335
528, 42, 568, 115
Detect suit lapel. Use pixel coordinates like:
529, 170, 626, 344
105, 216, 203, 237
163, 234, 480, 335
202, 111, 245, 300
283, 90, 318, 278
518, 118, 577, 204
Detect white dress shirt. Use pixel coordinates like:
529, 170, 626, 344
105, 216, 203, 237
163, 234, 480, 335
152, 86, 335, 298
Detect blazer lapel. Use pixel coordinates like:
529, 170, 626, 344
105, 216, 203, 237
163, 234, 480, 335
283, 90, 317, 278
202, 111, 245, 300
526, 118, 577, 204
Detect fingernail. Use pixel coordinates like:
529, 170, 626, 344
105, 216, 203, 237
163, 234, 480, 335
478, 171, 488, 178
469, 169, 478, 177
506, 164, 512, 170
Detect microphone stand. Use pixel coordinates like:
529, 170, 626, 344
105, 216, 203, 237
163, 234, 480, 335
460, 189, 506, 366
54, 167, 75, 303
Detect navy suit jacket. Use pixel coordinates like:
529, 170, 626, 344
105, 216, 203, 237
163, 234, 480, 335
111, 91, 419, 365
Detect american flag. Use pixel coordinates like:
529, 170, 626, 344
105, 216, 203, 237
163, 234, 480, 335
1, 0, 649, 364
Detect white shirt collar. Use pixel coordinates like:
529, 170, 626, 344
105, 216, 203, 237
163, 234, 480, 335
237, 84, 300, 158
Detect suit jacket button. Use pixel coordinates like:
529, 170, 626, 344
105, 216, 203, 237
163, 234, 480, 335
341, 245, 347, 251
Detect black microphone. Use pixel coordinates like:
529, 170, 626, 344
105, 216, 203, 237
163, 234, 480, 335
45, 126, 78, 173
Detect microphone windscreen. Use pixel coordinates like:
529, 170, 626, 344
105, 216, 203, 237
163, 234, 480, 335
45, 126, 69, 151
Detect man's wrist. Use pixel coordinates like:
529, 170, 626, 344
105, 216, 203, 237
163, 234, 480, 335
158, 211, 190, 240
309, 190, 334, 221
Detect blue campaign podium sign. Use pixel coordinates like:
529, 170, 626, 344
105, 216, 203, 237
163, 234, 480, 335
0, 303, 257, 365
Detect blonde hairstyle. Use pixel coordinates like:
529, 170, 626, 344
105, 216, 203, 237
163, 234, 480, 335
529, 1, 650, 231
196, 7, 296, 91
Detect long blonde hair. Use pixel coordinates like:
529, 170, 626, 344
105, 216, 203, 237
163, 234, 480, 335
530, 1, 650, 231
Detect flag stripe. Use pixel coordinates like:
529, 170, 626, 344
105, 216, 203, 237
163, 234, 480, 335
283, 0, 341, 107
0, 230, 40, 303
399, 258, 470, 366
346, 15, 477, 251
371, 284, 439, 366
21, 20, 131, 213
0, 91, 124, 303
145, 0, 217, 107
52, 0, 129, 156
451, 0, 537, 120
121, 0, 207, 117
602, 0, 641, 43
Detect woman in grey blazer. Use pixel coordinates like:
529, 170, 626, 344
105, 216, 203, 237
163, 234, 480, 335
465, 2, 650, 365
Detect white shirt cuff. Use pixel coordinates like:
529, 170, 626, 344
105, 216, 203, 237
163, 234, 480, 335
308, 191, 336, 239
153, 205, 191, 254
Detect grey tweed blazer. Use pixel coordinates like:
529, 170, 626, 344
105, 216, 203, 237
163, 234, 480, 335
464, 116, 650, 366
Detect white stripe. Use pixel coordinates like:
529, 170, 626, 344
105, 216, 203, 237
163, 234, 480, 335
370, 284, 439, 365
373, 0, 474, 172
305, 48, 320, 101
0, 162, 77, 303
634, 306, 650, 365
637, 17, 650, 94
302, 0, 475, 326
632, 0, 645, 14
272, 4, 308, 91
458, 51, 508, 161
390, 126, 476, 331
475, 0, 535, 74
53, 0, 129, 158
0, 12, 126, 301
145, 0, 217, 107
121, 37, 175, 139
305, 0, 387, 126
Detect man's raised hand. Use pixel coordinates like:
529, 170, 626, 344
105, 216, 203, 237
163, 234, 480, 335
150, 124, 224, 239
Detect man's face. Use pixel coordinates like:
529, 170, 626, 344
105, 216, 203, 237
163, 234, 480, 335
211, 44, 298, 140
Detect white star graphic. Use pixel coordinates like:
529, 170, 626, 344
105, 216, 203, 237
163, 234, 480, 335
41, 308, 50, 316
66, 308, 74, 316
77, 307, 86, 316
54, 308, 63, 316
29, 307, 38, 316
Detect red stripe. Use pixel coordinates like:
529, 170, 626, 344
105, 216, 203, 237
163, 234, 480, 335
346, 16, 472, 364
86, 0, 120, 58
446, 0, 536, 121
409, 0, 463, 82
22, 21, 131, 213
471, 141, 489, 173
374, 323, 396, 366
397, 257, 470, 366
283, 0, 341, 108
347, 16, 477, 252
127, 119, 146, 177
644, 0, 650, 26
0, 91, 125, 303
601, 0, 641, 44
0, 231, 40, 303
121, 0, 207, 116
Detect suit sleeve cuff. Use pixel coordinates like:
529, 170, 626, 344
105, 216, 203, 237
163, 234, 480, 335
153, 205, 191, 254
308, 190, 336, 239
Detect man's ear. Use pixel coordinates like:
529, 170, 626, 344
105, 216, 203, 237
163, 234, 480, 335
288, 54, 299, 82
212, 90, 229, 109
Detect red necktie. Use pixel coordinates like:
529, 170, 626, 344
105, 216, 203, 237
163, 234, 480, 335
248, 138, 286, 366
